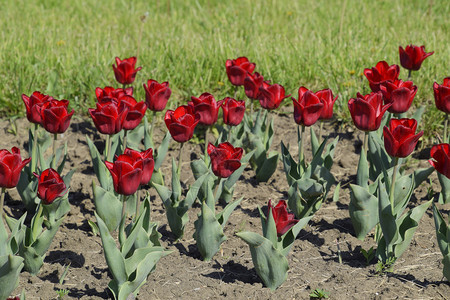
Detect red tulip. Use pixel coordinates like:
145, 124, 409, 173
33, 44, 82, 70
124, 148, 154, 185
118, 95, 147, 130
383, 118, 423, 158
399, 45, 434, 71
207, 142, 243, 178
243, 72, 269, 100
95, 86, 133, 101
225, 57, 256, 86
143, 79, 172, 112
268, 200, 298, 237
363, 61, 400, 92
36, 168, 67, 204
258, 83, 290, 110
379, 79, 417, 114
164, 105, 200, 143
89, 99, 128, 135
292, 88, 324, 127
348, 92, 391, 132
0, 147, 31, 189
222, 97, 245, 126
112, 56, 142, 85
22, 91, 53, 124
189, 93, 223, 126
105, 152, 143, 195
39, 99, 74, 134
429, 143, 450, 179
433, 77, 450, 114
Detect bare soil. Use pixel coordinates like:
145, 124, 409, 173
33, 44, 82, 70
2, 112, 449, 300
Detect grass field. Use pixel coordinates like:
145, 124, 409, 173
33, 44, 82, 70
1, 0, 449, 140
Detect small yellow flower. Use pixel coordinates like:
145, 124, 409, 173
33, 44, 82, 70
56, 40, 65, 46
349, 70, 356, 75
217, 81, 224, 86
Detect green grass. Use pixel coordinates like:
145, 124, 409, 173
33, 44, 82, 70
1, 0, 449, 141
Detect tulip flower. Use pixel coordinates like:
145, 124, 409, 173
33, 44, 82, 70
0, 147, 31, 189
39, 99, 74, 134
348, 92, 391, 132
433, 77, 450, 114
383, 118, 423, 158
292, 87, 325, 127
207, 142, 243, 178
225, 56, 256, 86
222, 97, 246, 126
258, 83, 290, 110
22, 91, 54, 124
189, 93, 223, 126
164, 105, 199, 143
118, 95, 147, 131
124, 148, 154, 185
95, 86, 133, 101
429, 143, 450, 179
379, 79, 417, 114
399, 45, 434, 71
35, 168, 67, 205
105, 152, 143, 195
89, 99, 128, 135
243, 72, 269, 100
268, 200, 298, 237
143, 79, 172, 112
363, 61, 400, 92
112, 56, 142, 85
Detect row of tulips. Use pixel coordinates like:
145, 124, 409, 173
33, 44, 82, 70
1, 42, 449, 298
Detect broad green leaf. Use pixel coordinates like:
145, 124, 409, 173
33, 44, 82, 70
377, 179, 398, 253
433, 204, 450, 256
0, 254, 24, 300
193, 202, 226, 261
86, 135, 113, 190
438, 173, 450, 204
255, 151, 279, 182
95, 212, 127, 286
279, 215, 313, 256
93, 183, 123, 232
154, 132, 171, 170
310, 126, 319, 155
349, 184, 379, 240
121, 207, 146, 256
280, 141, 299, 186
217, 197, 243, 229
356, 149, 369, 188
236, 231, 288, 290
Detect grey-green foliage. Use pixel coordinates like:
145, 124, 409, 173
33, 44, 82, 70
433, 204, 450, 281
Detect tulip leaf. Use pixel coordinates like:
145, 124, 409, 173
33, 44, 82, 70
0, 254, 24, 300
236, 231, 289, 290
438, 173, 450, 204
154, 132, 171, 171
280, 141, 299, 186
32, 216, 65, 257
413, 167, 435, 190
86, 135, 113, 190
288, 179, 324, 220
263, 207, 278, 247
323, 136, 339, 171
119, 248, 171, 300
19, 244, 43, 275
95, 212, 127, 286
411, 106, 425, 127
193, 201, 226, 261
216, 197, 243, 229
433, 204, 450, 256
181, 173, 208, 209
255, 151, 279, 182
121, 207, 146, 257
368, 131, 392, 181
17, 168, 39, 213
349, 184, 379, 240
279, 215, 313, 257
126, 123, 144, 150
392, 173, 415, 217
92, 183, 122, 232
56, 142, 68, 174
356, 148, 369, 188
333, 182, 341, 202
377, 179, 398, 252
111, 131, 123, 160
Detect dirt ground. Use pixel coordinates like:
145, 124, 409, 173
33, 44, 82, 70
1, 111, 449, 300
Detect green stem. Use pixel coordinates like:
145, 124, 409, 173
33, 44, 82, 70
135, 189, 141, 220
319, 121, 323, 144
363, 131, 368, 158
0, 187, 6, 225
204, 126, 210, 156
177, 142, 184, 176
123, 130, 128, 153
121, 194, 127, 221
389, 157, 400, 214
51, 133, 58, 169
150, 111, 156, 142
444, 114, 448, 143
105, 134, 112, 161
299, 125, 305, 174
234, 86, 238, 99
31, 123, 39, 173
408, 69, 412, 80
122, 83, 127, 90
